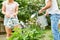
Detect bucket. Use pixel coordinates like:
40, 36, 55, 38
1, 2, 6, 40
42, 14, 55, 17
36, 13, 48, 29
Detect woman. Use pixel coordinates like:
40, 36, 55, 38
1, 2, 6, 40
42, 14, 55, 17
2, 0, 20, 39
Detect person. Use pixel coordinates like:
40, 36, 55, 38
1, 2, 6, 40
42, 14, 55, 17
39, 0, 60, 40
2, 0, 20, 39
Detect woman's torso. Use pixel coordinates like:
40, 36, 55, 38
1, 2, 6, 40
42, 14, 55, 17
2, 1, 19, 16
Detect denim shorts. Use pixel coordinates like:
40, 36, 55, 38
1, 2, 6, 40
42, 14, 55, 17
4, 16, 19, 28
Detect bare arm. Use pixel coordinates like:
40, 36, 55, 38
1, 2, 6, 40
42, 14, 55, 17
15, 6, 19, 15
2, 5, 10, 18
39, 0, 52, 13
41, 0, 52, 10
2, 5, 6, 15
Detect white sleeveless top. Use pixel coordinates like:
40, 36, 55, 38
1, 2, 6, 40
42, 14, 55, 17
2, 1, 19, 16
45, 0, 60, 14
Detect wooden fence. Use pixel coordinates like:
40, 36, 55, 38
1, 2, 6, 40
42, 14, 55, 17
0, 17, 5, 32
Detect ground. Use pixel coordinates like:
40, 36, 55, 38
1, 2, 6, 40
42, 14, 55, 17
0, 34, 6, 40
0, 29, 53, 40
40, 30, 53, 40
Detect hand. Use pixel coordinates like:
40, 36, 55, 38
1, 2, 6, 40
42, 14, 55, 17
44, 13, 49, 16
44, 11, 49, 16
38, 9, 44, 14
13, 13, 17, 17
5, 13, 10, 18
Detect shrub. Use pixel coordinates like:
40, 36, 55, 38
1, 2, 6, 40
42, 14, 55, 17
8, 24, 44, 40
15, 0, 45, 22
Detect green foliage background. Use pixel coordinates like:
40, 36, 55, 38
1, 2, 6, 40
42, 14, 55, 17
0, 0, 60, 25
0, 0, 51, 26
16, 0, 45, 22
0, 0, 45, 21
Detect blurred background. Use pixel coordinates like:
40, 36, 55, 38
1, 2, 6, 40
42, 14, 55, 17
0, 0, 55, 40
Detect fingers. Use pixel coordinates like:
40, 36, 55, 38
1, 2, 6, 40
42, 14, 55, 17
5, 14, 10, 18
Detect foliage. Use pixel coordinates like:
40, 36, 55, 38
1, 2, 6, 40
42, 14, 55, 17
0, 0, 4, 18
8, 24, 44, 40
57, 0, 60, 9
0, 0, 45, 21
15, 0, 45, 22
0, 0, 45, 22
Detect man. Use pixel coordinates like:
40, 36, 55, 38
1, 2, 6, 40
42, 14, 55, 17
39, 0, 60, 40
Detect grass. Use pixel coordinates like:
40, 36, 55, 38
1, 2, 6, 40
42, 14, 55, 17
40, 29, 53, 40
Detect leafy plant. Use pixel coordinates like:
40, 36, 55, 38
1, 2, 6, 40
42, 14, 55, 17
0, 0, 45, 21
15, 0, 45, 22
8, 24, 44, 40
